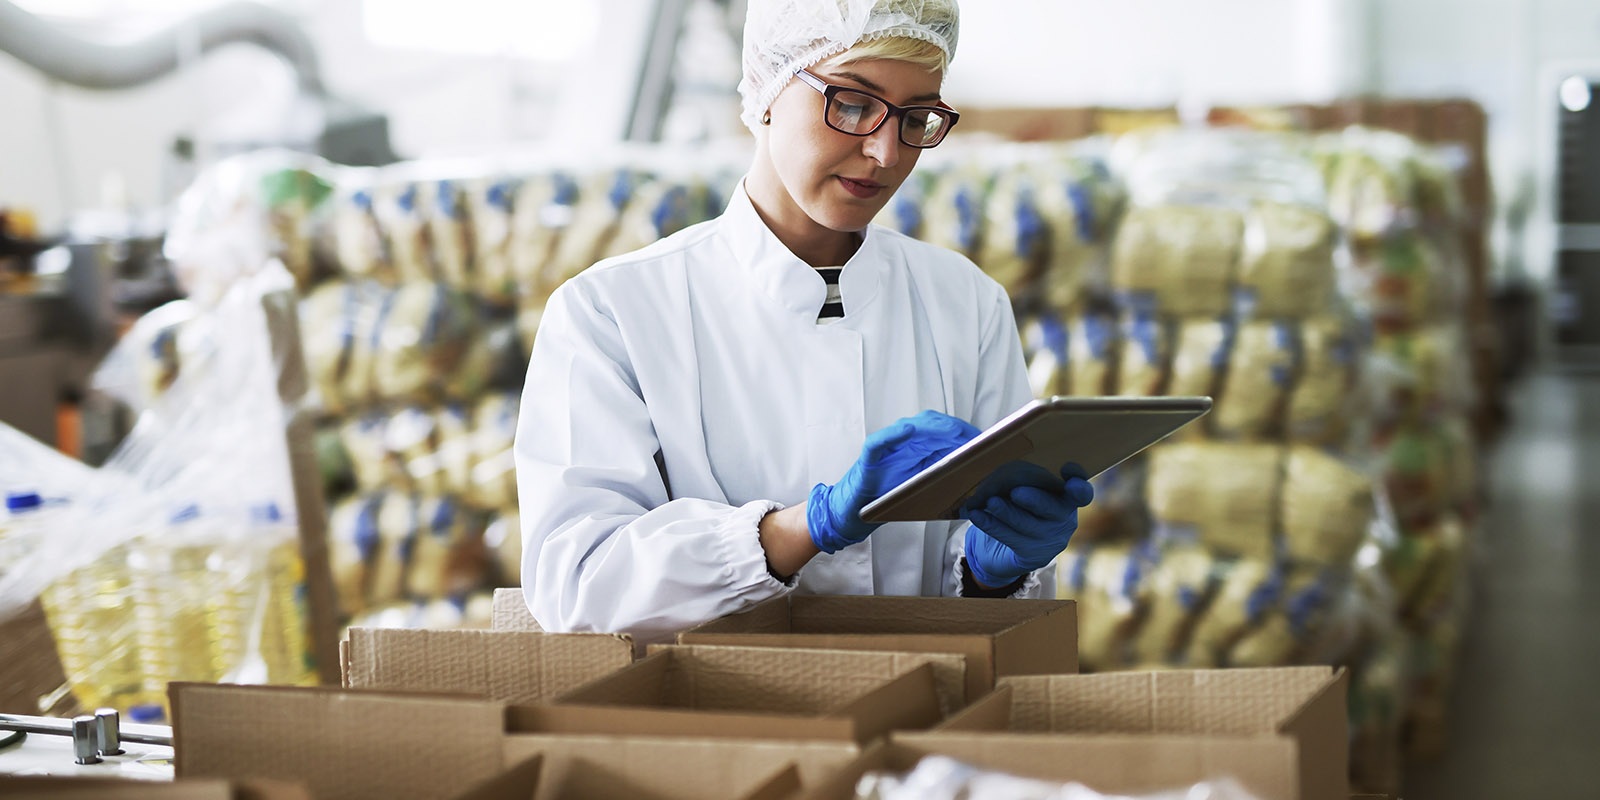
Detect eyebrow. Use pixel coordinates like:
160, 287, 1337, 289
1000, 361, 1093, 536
829, 69, 943, 103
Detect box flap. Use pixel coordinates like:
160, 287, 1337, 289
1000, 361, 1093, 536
492, 588, 543, 632
512, 702, 857, 742
343, 627, 632, 705
171, 682, 505, 800
893, 732, 1300, 800
1278, 668, 1350, 800
503, 735, 858, 799
995, 667, 1337, 735
450, 756, 542, 800
787, 596, 1072, 636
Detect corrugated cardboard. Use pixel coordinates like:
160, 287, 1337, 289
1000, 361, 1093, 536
0, 600, 76, 716
170, 682, 506, 800
0, 777, 310, 800
676, 596, 1076, 706
908, 666, 1349, 800
503, 734, 856, 799
519, 645, 948, 743
341, 627, 633, 705
452, 756, 541, 800
545, 759, 799, 800
492, 589, 542, 632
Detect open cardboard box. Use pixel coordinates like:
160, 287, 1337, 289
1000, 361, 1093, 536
676, 596, 1076, 706
520, 644, 952, 743
888, 666, 1349, 800
168, 682, 844, 800
341, 627, 634, 705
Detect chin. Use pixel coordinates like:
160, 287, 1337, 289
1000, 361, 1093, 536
809, 200, 885, 233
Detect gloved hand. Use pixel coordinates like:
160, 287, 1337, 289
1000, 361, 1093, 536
962, 465, 1095, 588
809, 410, 981, 554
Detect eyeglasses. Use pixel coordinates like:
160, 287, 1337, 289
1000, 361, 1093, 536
794, 69, 960, 149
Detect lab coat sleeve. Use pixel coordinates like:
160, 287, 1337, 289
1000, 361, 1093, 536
943, 283, 1057, 599
516, 278, 790, 642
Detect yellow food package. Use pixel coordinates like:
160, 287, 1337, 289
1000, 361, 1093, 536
510, 172, 579, 306
301, 282, 357, 412
546, 169, 638, 289
1281, 445, 1374, 568
1062, 543, 1148, 671
1068, 313, 1118, 397
469, 393, 520, 510
1168, 317, 1232, 402
370, 283, 477, 405
333, 180, 391, 283
327, 493, 385, 617
1110, 204, 1241, 317
1185, 558, 1279, 668
1146, 442, 1283, 560
407, 496, 482, 600
435, 404, 477, 500
1288, 316, 1359, 445
472, 178, 519, 308
921, 168, 987, 261
429, 179, 476, 292
976, 170, 1046, 295
369, 492, 421, 609
1237, 201, 1336, 319
1214, 320, 1298, 439
1022, 314, 1070, 398
1115, 313, 1172, 396
386, 406, 443, 496
1132, 544, 1215, 667
340, 413, 394, 493
376, 182, 437, 284
1039, 167, 1100, 314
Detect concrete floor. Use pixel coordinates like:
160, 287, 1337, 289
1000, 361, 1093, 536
1403, 371, 1600, 800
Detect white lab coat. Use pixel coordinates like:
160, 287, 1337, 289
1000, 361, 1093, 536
515, 181, 1044, 643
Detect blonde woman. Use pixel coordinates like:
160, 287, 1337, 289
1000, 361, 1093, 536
515, 0, 1092, 642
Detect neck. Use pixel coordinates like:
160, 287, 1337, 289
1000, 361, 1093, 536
745, 164, 862, 268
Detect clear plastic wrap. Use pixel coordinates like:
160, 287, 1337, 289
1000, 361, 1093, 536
327, 491, 489, 616
1145, 442, 1281, 561
2, 264, 316, 716
856, 754, 1265, 800
165, 150, 337, 302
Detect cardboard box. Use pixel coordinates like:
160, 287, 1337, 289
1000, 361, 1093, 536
896, 666, 1348, 800
0, 600, 76, 716
171, 679, 850, 800
503, 735, 853, 799
0, 777, 309, 800
677, 596, 1076, 706
492, 588, 542, 632
525, 644, 949, 743
539, 759, 797, 800
341, 627, 633, 705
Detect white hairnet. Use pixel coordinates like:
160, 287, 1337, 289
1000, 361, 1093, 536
738, 0, 960, 133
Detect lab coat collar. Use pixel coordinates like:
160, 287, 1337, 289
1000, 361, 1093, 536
718, 180, 886, 319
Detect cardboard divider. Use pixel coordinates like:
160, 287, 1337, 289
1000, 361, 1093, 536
492, 589, 543, 632
502, 735, 857, 800
913, 666, 1349, 800
535, 645, 950, 743
677, 596, 1076, 707
341, 627, 633, 705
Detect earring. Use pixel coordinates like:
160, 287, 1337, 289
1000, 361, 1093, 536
761, 111, 771, 126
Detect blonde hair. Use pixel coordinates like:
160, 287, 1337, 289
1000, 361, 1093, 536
824, 34, 947, 76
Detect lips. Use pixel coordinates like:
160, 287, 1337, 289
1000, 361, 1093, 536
837, 176, 885, 199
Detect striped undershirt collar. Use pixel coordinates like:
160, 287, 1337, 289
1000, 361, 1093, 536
815, 266, 844, 322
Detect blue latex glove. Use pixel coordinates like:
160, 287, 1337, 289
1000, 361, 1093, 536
962, 465, 1095, 588
809, 410, 981, 554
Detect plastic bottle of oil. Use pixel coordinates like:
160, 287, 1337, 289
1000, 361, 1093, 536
23, 492, 145, 712
128, 505, 222, 708
251, 503, 316, 685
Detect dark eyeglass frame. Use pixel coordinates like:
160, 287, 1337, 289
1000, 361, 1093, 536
793, 68, 960, 149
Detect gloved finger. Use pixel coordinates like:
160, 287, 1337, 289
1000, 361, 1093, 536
1060, 461, 1089, 482
1062, 476, 1094, 507
983, 494, 1054, 537
909, 410, 982, 443
1008, 485, 1076, 521
861, 421, 917, 463
964, 509, 1024, 545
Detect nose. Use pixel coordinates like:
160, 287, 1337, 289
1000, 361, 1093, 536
862, 117, 902, 169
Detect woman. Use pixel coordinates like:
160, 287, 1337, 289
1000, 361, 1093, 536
515, 0, 1092, 642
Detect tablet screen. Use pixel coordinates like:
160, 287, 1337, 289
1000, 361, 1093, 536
858, 396, 1211, 523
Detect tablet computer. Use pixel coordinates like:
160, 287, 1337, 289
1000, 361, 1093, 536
858, 396, 1212, 523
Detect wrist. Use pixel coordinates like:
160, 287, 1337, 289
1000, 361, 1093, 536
760, 503, 818, 579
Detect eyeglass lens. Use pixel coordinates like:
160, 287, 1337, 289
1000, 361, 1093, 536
827, 90, 951, 147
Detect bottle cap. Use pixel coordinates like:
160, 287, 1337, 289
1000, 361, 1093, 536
5, 492, 42, 512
